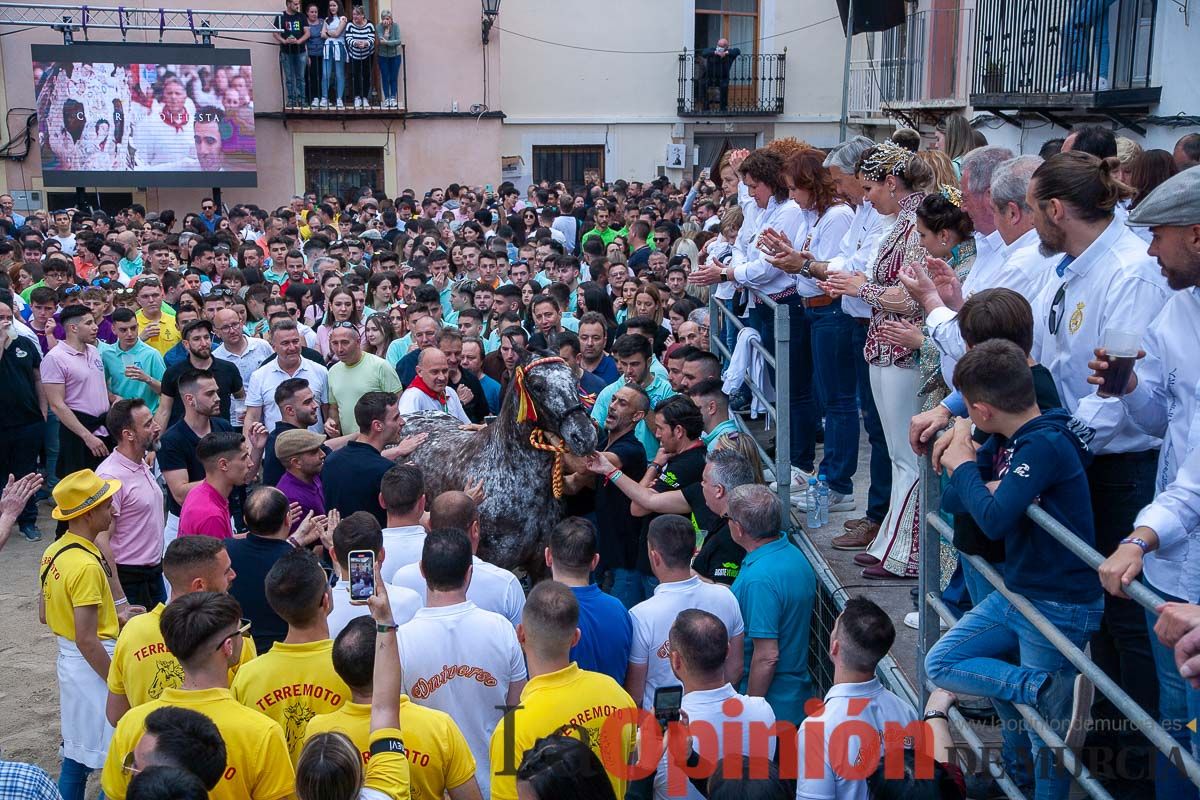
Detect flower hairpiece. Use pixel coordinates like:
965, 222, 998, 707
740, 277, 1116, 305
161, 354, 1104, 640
939, 184, 963, 207
860, 140, 915, 182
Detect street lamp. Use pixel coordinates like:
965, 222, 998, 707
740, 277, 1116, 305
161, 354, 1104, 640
481, 0, 501, 45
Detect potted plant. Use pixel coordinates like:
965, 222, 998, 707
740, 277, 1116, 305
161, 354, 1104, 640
982, 60, 1005, 94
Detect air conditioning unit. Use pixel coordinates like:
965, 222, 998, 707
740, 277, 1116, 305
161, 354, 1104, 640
10, 190, 42, 214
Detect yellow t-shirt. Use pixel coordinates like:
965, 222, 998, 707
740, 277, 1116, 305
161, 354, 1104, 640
230, 638, 350, 759
107, 603, 258, 707
40, 533, 118, 641
100, 687, 294, 800
361, 727, 413, 800
300, 698, 477, 799
489, 663, 637, 800
135, 309, 181, 357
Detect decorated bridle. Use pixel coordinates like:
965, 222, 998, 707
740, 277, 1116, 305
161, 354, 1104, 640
511, 356, 586, 499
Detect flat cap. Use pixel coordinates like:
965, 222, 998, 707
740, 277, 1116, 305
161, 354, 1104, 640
275, 429, 326, 462
1126, 167, 1200, 227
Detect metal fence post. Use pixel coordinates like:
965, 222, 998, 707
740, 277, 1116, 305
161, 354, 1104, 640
774, 298, 791, 515
917, 454, 941, 710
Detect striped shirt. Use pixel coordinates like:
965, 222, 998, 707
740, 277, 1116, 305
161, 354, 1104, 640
345, 21, 376, 59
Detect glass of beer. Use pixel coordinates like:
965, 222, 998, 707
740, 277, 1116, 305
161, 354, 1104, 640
1098, 328, 1139, 398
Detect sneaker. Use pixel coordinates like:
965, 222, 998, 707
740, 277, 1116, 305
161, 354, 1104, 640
353, 97, 362, 109
19, 523, 41, 542
800, 490, 856, 513
335, 99, 345, 109
903, 611, 948, 631
769, 466, 815, 494
320, 98, 330, 108
1065, 674, 1094, 752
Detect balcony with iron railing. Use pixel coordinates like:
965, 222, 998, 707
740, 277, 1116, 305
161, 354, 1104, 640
848, 8, 973, 120
970, 0, 1161, 110
276, 44, 408, 118
677, 51, 786, 116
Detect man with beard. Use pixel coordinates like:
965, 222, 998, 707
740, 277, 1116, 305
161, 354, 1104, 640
156, 319, 244, 429
1083, 168, 1200, 773
1026, 151, 1169, 752
96, 399, 166, 609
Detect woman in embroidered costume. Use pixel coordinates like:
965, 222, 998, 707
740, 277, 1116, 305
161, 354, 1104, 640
824, 140, 936, 579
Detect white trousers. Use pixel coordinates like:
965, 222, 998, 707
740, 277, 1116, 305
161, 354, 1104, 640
866, 363, 923, 576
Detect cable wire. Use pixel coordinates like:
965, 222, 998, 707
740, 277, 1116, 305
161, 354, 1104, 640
493, 15, 839, 55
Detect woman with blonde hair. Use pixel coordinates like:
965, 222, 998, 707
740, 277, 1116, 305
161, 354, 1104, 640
916, 149, 960, 189
934, 114, 973, 177
823, 140, 935, 579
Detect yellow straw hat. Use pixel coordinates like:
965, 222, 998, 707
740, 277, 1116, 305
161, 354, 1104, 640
51, 469, 121, 521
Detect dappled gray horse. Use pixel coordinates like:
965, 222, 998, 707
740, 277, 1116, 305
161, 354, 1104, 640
399, 355, 598, 573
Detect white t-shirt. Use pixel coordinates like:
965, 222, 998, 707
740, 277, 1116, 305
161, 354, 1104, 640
398, 601, 526, 797
245, 357, 329, 432
379, 525, 427, 583
795, 679, 918, 800
629, 576, 745, 710
653, 684, 775, 800
397, 385, 470, 423
391, 556, 525, 627
326, 580, 421, 639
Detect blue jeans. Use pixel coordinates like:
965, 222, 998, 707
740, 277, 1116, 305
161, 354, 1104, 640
1061, 0, 1118, 81
43, 412, 60, 489
58, 758, 94, 800
379, 54, 401, 100
279, 49, 307, 106
609, 568, 656, 610
322, 57, 346, 103
926, 590, 1104, 800
850, 321, 889, 522
808, 304, 858, 495
753, 297, 815, 472
1146, 583, 1200, 800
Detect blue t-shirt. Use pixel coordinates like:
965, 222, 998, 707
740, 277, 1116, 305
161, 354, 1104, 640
570, 584, 633, 685
479, 373, 502, 414
586, 355, 619, 387
732, 535, 816, 726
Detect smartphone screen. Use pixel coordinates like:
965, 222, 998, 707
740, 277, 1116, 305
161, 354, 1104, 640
653, 685, 683, 725
348, 550, 375, 604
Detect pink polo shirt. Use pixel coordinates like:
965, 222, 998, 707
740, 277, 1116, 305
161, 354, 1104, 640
178, 481, 234, 540
97, 449, 167, 565
40, 340, 110, 419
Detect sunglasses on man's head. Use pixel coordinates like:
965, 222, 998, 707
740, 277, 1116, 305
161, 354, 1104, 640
90, 277, 114, 288
62, 284, 83, 295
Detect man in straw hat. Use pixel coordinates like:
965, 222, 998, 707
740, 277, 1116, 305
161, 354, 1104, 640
39, 468, 142, 800
1081, 165, 1200, 776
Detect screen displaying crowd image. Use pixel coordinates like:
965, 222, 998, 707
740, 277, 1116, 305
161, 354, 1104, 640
33, 44, 256, 186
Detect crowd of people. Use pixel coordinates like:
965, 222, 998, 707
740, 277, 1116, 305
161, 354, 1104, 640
0, 122, 1199, 800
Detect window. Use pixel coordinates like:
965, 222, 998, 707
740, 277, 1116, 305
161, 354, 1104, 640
303, 147, 384, 201
695, 0, 759, 54
532, 145, 605, 190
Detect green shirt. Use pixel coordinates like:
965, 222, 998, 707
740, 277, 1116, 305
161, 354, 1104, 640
702, 418, 740, 451
590, 373, 676, 460
327, 352, 403, 434
580, 226, 619, 248
99, 340, 167, 412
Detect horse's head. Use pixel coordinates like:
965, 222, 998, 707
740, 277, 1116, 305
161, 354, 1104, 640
512, 355, 598, 455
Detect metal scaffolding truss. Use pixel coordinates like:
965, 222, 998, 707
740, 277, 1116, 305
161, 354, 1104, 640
0, 2, 281, 40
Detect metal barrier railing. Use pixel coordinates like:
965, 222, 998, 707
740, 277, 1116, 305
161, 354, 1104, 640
707, 289, 791, 512
917, 453, 1200, 798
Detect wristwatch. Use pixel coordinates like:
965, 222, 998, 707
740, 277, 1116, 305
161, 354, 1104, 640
800, 259, 814, 279
1119, 536, 1152, 553
376, 622, 399, 633
922, 710, 949, 722
719, 268, 730, 283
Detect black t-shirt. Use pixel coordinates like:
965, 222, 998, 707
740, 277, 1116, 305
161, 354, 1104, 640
637, 444, 709, 575
226, 534, 293, 651
595, 429, 648, 573
953, 363, 1063, 561
158, 417, 233, 516
449, 369, 491, 424
321, 441, 394, 525
275, 11, 306, 52
0, 335, 44, 428
684, 481, 746, 586
160, 357, 244, 427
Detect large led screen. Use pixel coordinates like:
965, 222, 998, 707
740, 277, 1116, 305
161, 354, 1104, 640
33, 43, 257, 187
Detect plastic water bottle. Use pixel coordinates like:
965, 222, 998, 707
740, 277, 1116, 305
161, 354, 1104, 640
806, 478, 821, 530
817, 474, 831, 526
